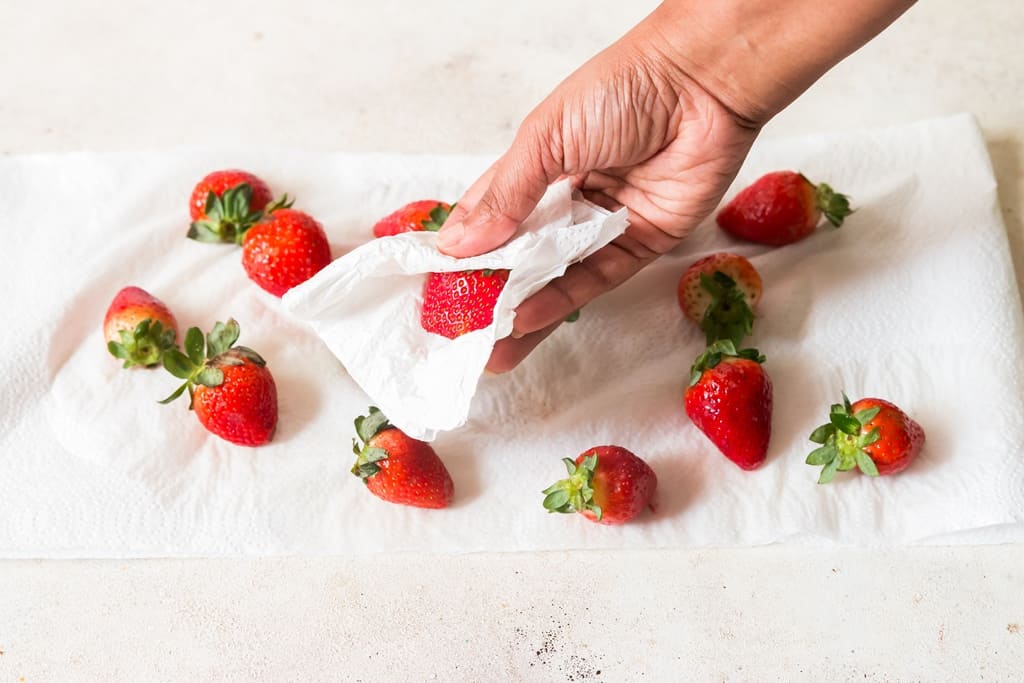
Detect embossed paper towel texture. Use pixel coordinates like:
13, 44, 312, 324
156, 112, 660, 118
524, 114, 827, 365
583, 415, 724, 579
1, 114, 1022, 557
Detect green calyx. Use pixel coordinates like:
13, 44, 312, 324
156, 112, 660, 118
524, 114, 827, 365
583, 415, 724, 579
805, 393, 881, 484
187, 185, 294, 245
350, 406, 392, 481
813, 182, 853, 227
107, 318, 177, 368
421, 203, 453, 232
688, 339, 765, 387
159, 318, 263, 408
541, 452, 602, 521
699, 270, 754, 348
564, 309, 581, 323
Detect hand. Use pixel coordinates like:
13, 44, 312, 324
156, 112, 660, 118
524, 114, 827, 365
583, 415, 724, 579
437, 29, 758, 372
436, 0, 915, 373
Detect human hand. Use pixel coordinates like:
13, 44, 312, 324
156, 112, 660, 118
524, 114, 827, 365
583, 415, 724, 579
436, 0, 915, 373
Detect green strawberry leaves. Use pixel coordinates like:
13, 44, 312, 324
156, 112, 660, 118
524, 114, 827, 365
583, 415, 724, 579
698, 270, 755, 348
158, 319, 250, 408
187, 184, 288, 245
688, 339, 765, 387
107, 318, 177, 369
806, 392, 881, 483
263, 193, 294, 215
422, 203, 453, 232
185, 327, 205, 366
355, 406, 391, 444
351, 407, 393, 481
206, 319, 240, 357
162, 349, 195, 380
541, 452, 602, 521
812, 181, 853, 227
351, 446, 389, 480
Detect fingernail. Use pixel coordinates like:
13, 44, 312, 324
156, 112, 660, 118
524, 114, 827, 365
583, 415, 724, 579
436, 221, 465, 250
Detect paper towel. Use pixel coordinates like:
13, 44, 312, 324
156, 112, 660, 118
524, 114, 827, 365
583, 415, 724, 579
282, 179, 628, 440
2, 114, 1023, 558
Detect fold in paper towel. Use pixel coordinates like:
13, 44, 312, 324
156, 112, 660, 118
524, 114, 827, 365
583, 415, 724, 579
283, 179, 629, 440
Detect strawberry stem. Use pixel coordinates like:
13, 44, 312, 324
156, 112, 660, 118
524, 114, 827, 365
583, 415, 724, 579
541, 453, 602, 520
688, 340, 765, 387
158, 319, 250, 409
187, 184, 269, 245
107, 318, 177, 369
351, 407, 394, 482
813, 182, 853, 227
805, 393, 881, 483
422, 203, 452, 232
698, 270, 755, 348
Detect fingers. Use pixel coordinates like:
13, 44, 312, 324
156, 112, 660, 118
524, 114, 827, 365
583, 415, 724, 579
487, 230, 662, 372
486, 320, 563, 374
511, 230, 660, 337
437, 119, 561, 257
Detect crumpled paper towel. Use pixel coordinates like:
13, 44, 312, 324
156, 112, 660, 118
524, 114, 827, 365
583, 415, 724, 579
282, 179, 628, 440
2, 114, 1024, 558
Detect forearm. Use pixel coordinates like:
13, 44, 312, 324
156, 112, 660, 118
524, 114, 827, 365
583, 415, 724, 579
642, 0, 917, 124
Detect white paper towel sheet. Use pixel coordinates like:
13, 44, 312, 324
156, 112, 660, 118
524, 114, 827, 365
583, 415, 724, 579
2, 114, 1023, 558
282, 180, 629, 441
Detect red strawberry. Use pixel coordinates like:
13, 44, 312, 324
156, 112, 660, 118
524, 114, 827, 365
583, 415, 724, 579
806, 394, 925, 483
677, 252, 762, 346
160, 319, 278, 446
350, 407, 454, 509
541, 446, 657, 525
717, 171, 852, 246
372, 200, 452, 238
188, 169, 278, 244
685, 340, 773, 470
241, 208, 332, 297
420, 269, 510, 339
103, 286, 179, 368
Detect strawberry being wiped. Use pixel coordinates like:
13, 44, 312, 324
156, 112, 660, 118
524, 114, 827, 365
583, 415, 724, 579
420, 268, 510, 339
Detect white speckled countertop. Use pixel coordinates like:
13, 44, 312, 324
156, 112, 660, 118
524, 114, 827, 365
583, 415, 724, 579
1, 0, 1022, 679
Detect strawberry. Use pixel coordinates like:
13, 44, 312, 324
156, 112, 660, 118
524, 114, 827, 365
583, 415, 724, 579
685, 340, 773, 470
104, 286, 179, 368
717, 171, 852, 246
372, 200, 452, 238
806, 394, 925, 483
420, 269, 510, 339
160, 319, 278, 447
350, 407, 454, 509
241, 208, 332, 297
188, 169, 278, 244
677, 252, 762, 346
541, 446, 657, 525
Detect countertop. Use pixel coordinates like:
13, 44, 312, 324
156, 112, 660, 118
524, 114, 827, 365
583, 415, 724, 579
1, 0, 1022, 680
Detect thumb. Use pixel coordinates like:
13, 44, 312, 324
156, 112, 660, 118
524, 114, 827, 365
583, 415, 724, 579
437, 120, 561, 257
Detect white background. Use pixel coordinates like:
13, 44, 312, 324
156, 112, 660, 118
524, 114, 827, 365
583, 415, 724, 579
1, 0, 1022, 679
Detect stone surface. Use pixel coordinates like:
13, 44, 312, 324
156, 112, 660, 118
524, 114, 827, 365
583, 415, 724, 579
1, 0, 1022, 679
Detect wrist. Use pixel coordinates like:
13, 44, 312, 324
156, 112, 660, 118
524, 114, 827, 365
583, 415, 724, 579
642, 0, 916, 125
